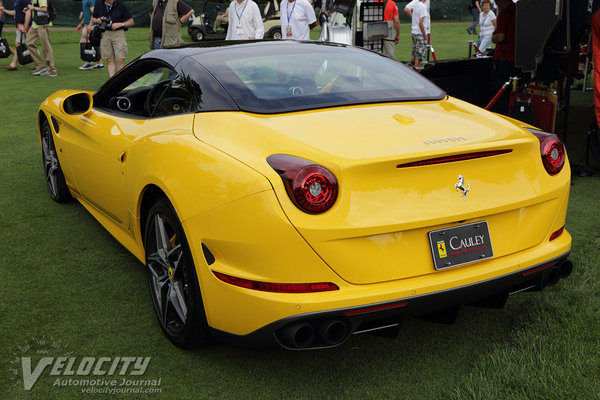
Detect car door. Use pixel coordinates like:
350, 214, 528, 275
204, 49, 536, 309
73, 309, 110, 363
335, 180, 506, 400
68, 63, 185, 231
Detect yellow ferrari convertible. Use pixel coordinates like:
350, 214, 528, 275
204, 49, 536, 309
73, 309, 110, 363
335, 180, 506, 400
38, 41, 572, 349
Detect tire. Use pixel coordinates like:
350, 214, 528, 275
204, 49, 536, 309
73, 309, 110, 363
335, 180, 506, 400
271, 28, 282, 40
191, 29, 204, 42
40, 119, 72, 202
144, 199, 211, 348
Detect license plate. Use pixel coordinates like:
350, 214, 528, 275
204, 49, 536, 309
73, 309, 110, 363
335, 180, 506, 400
428, 222, 493, 270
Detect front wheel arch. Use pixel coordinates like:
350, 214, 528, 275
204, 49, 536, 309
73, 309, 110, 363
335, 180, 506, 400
139, 184, 170, 245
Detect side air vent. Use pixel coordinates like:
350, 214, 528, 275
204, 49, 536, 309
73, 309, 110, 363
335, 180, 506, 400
51, 116, 60, 133
202, 243, 215, 265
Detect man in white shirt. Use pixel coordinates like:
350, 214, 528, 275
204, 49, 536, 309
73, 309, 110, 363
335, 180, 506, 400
410, 0, 428, 70
225, 0, 264, 40
280, 0, 317, 40
404, 0, 430, 41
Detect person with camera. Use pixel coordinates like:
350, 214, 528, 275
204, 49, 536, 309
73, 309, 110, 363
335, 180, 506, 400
149, 0, 193, 49
77, 0, 103, 70
0, 0, 31, 71
91, 0, 133, 77
25, 0, 57, 76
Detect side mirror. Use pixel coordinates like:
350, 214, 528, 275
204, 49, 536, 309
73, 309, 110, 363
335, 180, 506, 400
61, 92, 93, 115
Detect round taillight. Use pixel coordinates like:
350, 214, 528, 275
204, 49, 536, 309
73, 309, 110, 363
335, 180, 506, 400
540, 135, 565, 175
292, 165, 338, 213
526, 129, 566, 175
267, 155, 338, 214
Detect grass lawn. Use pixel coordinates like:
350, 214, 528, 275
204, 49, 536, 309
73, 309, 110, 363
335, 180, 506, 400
1, 25, 600, 399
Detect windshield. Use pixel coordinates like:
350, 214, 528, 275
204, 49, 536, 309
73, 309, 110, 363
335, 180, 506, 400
196, 42, 445, 114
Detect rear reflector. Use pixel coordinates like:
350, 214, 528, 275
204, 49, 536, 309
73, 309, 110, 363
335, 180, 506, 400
396, 150, 512, 168
549, 227, 564, 241
522, 261, 556, 276
344, 301, 408, 315
212, 271, 339, 293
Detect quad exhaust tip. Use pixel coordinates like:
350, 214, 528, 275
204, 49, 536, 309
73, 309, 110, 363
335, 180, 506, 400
559, 260, 573, 279
318, 319, 348, 345
545, 267, 561, 287
543, 260, 574, 288
278, 319, 349, 349
279, 322, 315, 349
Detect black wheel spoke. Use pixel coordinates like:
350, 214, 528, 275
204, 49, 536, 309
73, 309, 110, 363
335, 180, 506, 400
147, 257, 169, 282
42, 138, 51, 163
167, 244, 182, 276
154, 214, 171, 261
41, 133, 60, 197
170, 281, 188, 323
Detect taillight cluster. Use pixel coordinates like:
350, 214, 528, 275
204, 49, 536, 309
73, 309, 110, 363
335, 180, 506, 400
526, 128, 566, 175
267, 154, 338, 214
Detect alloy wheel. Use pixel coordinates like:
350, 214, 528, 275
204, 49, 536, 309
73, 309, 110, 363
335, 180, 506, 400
41, 123, 60, 199
146, 212, 190, 334
40, 120, 71, 202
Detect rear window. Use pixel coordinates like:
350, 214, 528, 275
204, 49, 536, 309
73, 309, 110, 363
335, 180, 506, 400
197, 42, 445, 113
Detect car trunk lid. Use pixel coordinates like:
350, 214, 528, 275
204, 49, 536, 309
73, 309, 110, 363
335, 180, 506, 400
193, 98, 567, 284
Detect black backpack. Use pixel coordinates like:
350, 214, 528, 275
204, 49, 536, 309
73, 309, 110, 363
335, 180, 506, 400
48, 1, 57, 21
33, 1, 57, 25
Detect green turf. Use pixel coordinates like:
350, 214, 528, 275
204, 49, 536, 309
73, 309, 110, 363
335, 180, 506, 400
1, 25, 600, 400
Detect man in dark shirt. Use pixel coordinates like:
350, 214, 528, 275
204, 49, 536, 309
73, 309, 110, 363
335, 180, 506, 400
0, 0, 32, 71
149, 0, 193, 49
91, 0, 134, 76
490, 0, 517, 114
492, 0, 515, 63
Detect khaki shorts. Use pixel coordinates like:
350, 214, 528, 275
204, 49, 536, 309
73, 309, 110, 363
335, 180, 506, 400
100, 29, 127, 59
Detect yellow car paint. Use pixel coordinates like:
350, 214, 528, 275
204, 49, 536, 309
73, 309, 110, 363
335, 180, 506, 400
38, 90, 571, 338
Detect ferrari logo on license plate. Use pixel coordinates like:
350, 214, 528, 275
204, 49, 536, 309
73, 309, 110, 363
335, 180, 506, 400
436, 240, 447, 258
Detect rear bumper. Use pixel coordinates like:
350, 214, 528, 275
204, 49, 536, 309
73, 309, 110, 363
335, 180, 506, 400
210, 252, 571, 349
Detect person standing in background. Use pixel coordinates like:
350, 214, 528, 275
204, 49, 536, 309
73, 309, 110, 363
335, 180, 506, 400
78, 0, 103, 70
280, 0, 316, 40
0, 2, 12, 58
404, 0, 429, 42
490, 0, 516, 114
467, 0, 481, 35
91, 0, 133, 77
379, 0, 400, 58
0, 0, 31, 71
477, 0, 496, 54
25, 0, 57, 77
149, 0, 193, 49
225, 0, 263, 40
410, 0, 428, 70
